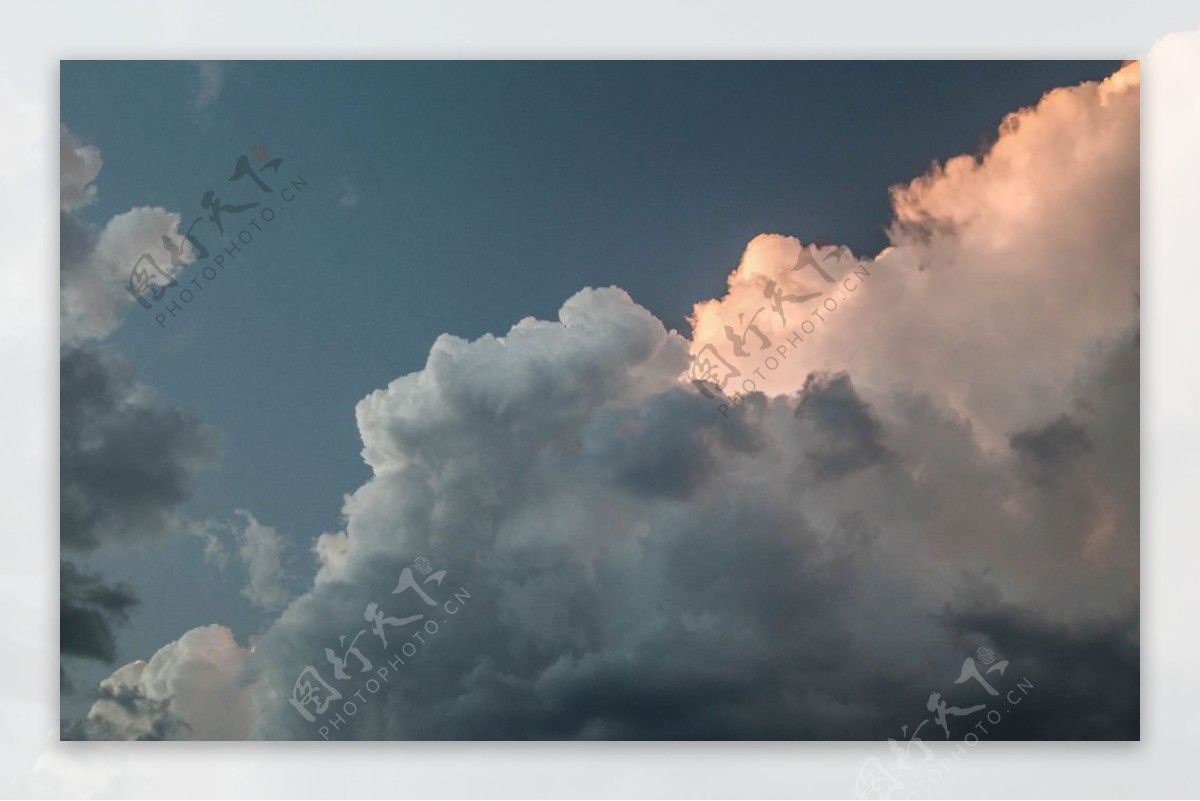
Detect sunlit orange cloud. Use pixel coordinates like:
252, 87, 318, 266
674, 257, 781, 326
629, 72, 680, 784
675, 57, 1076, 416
685, 62, 1139, 449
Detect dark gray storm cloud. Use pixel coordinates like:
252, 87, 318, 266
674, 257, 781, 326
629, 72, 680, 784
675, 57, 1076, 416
60, 562, 137, 663
59, 210, 98, 281
231, 288, 1137, 741
941, 602, 1139, 740
794, 371, 889, 481
1010, 414, 1093, 482
60, 345, 222, 551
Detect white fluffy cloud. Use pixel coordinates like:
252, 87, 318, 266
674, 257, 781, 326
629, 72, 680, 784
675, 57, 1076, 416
60, 205, 194, 344
59, 125, 196, 344
312, 531, 350, 585
67, 625, 252, 741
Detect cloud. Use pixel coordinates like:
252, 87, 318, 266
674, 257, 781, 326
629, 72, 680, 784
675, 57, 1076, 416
1010, 414, 1092, 483
245, 293, 1132, 740
689, 63, 1140, 449
313, 531, 350, 585
188, 512, 295, 609
59, 127, 220, 553
941, 600, 1138, 740
793, 371, 889, 482
73, 65, 1139, 741
235, 510, 292, 611
61, 344, 222, 551
193, 61, 224, 111
59, 126, 196, 344
58, 129, 224, 695
336, 175, 359, 207
60, 206, 194, 344
59, 125, 101, 210
64, 625, 253, 741
60, 562, 138, 683
188, 519, 231, 568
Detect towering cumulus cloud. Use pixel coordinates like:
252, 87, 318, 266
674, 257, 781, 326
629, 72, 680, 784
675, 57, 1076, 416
77, 64, 1139, 740
689, 64, 1139, 448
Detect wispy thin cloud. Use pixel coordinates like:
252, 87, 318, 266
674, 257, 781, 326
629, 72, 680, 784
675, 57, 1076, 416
339, 176, 359, 207
193, 61, 224, 111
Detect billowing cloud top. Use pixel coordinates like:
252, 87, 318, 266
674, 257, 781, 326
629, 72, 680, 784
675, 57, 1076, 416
690, 63, 1139, 446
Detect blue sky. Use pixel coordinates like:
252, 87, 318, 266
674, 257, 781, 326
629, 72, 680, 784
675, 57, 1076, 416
60, 59, 1123, 720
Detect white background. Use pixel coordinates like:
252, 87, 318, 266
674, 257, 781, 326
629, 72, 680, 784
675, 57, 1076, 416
1, 1, 1197, 797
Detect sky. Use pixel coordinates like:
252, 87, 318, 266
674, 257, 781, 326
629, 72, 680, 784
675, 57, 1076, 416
57, 60, 1137, 740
